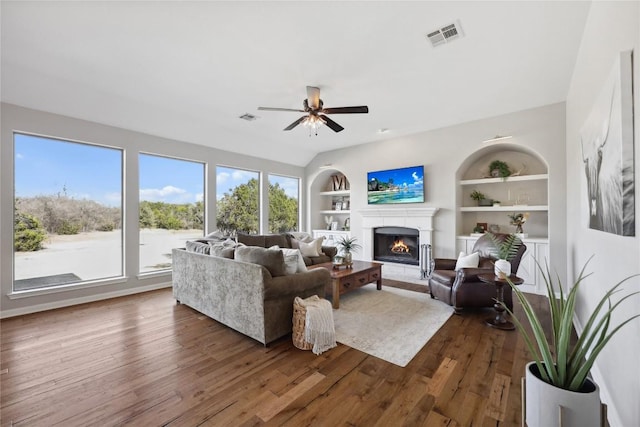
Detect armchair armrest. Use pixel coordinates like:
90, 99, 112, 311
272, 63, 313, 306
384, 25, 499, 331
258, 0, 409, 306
456, 267, 494, 283
321, 246, 338, 259
431, 258, 457, 271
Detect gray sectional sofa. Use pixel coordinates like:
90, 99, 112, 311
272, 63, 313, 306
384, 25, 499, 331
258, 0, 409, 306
172, 246, 330, 345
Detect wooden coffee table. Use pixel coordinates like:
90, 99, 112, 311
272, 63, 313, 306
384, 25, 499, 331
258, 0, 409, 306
309, 260, 383, 309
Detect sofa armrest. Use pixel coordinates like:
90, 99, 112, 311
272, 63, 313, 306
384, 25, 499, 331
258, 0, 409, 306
432, 258, 457, 270
321, 246, 338, 259
264, 268, 330, 300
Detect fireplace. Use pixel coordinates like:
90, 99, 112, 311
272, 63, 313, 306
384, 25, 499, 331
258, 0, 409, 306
360, 207, 439, 282
373, 227, 419, 266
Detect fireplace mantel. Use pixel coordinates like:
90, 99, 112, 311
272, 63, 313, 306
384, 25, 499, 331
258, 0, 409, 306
359, 207, 439, 283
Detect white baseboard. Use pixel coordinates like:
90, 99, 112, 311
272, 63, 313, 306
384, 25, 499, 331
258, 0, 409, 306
572, 313, 621, 427
0, 282, 172, 319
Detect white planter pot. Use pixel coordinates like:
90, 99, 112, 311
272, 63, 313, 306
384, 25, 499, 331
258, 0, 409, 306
494, 258, 511, 278
525, 362, 601, 427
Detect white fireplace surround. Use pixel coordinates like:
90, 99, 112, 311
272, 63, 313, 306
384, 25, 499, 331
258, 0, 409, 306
359, 207, 439, 283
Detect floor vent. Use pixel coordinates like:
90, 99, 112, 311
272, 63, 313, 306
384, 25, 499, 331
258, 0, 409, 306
426, 21, 463, 47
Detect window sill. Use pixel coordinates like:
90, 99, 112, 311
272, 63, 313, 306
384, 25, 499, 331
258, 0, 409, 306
7, 276, 128, 299
137, 269, 172, 280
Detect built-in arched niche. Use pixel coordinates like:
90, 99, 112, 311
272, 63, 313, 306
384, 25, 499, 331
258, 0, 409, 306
309, 169, 351, 232
456, 144, 549, 238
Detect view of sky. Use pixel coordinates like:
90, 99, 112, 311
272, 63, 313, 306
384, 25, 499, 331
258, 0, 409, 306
216, 166, 299, 200
15, 134, 123, 206
15, 134, 297, 207
139, 153, 204, 204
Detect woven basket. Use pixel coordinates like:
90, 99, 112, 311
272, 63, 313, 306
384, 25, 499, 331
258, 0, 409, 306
292, 297, 313, 350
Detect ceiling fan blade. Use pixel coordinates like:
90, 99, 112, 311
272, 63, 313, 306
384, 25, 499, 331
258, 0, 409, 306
306, 86, 321, 110
321, 115, 344, 133
284, 116, 307, 131
322, 106, 369, 114
258, 107, 305, 112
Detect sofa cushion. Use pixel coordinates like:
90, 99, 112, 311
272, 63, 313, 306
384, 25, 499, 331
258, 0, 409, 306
237, 233, 266, 247
185, 240, 210, 255
209, 244, 235, 259
235, 246, 286, 277
265, 234, 291, 248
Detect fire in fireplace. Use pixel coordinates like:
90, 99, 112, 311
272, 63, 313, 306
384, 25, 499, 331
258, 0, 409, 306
373, 226, 419, 266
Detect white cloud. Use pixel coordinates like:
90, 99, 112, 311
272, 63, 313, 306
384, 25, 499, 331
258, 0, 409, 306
195, 193, 204, 202
216, 171, 230, 184
16, 153, 24, 160
140, 185, 189, 202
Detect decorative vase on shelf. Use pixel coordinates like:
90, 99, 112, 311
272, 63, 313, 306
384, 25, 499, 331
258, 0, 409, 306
494, 258, 511, 279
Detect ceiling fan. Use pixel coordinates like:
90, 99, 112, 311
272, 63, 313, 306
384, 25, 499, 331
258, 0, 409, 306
258, 86, 369, 134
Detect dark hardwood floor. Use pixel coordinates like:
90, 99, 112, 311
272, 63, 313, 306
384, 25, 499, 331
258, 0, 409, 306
0, 280, 549, 426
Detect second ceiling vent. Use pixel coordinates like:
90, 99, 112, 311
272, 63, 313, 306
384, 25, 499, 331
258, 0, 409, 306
426, 21, 463, 47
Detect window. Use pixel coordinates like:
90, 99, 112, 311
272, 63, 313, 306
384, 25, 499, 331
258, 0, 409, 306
268, 174, 299, 233
13, 133, 123, 291
216, 166, 260, 236
139, 154, 205, 273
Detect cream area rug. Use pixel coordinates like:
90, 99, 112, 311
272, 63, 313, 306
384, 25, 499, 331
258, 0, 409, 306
332, 284, 453, 367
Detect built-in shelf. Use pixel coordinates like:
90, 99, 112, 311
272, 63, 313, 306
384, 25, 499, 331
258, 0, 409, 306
319, 190, 350, 196
320, 210, 351, 215
460, 205, 548, 212
460, 174, 549, 186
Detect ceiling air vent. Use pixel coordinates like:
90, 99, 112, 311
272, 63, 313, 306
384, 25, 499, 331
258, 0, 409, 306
239, 113, 258, 121
426, 21, 463, 47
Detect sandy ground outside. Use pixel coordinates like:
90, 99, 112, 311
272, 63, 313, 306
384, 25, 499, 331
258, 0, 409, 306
14, 229, 202, 281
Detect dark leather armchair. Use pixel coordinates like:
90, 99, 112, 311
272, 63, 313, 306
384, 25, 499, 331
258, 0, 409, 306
428, 233, 526, 313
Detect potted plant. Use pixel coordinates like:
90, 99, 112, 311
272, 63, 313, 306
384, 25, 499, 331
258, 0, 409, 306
336, 236, 361, 266
504, 257, 639, 427
470, 190, 492, 206
488, 160, 511, 179
487, 232, 522, 278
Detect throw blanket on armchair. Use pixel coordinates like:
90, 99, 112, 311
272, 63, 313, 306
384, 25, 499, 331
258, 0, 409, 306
298, 295, 336, 355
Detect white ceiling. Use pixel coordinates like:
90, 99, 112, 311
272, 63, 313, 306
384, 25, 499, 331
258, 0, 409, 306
1, 1, 591, 166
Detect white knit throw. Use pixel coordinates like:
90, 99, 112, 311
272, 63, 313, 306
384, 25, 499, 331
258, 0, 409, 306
299, 295, 336, 355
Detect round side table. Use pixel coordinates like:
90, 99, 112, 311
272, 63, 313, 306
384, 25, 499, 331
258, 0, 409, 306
478, 273, 524, 330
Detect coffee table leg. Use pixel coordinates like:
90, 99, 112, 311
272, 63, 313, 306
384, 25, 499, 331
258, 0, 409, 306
376, 277, 382, 290
332, 278, 340, 309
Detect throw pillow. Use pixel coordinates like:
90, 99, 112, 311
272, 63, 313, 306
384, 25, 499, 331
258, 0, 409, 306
281, 248, 308, 274
185, 240, 210, 255
455, 251, 480, 271
298, 237, 324, 257
200, 230, 227, 243
209, 243, 235, 259
235, 246, 286, 277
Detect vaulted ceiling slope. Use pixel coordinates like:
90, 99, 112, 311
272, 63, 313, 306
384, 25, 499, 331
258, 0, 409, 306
1, 1, 591, 166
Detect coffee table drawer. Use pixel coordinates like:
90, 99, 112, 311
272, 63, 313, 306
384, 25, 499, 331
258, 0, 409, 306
368, 269, 381, 283
339, 272, 370, 293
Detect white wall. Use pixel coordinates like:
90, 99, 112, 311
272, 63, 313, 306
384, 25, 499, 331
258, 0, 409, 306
306, 102, 567, 274
0, 103, 304, 317
565, 2, 640, 426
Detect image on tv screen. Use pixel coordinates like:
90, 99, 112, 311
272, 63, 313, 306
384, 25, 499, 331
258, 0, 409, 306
367, 165, 424, 204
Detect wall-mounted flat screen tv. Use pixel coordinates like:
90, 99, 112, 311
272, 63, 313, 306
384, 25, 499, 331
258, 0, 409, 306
367, 165, 424, 204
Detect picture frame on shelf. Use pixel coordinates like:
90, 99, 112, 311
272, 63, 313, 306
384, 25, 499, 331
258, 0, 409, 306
334, 201, 342, 211
476, 222, 488, 232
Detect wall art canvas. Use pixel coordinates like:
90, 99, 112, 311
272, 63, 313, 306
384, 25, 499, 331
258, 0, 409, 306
580, 50, 635, 236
